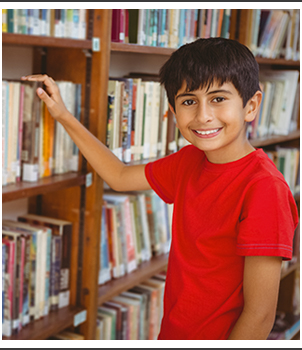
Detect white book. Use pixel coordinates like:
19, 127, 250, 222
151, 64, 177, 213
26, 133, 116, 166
149, 82, 161, 158
137, 193, 152, 261
142, 81, 153, 159
79, 9, 87, 39
2, 81, 8, 185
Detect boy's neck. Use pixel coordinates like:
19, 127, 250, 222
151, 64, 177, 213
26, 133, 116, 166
204, 140, 256, 164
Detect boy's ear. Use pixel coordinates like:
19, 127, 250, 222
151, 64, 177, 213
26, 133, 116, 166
168, 103, 176, 115
244, 91, 262, 122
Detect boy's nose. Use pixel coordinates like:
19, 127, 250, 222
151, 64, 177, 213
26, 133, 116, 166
195, 103, 213, 124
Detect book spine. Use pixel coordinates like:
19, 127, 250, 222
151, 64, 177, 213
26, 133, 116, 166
2, 240, 15, 337
22, 234, 31, 326
49, 235, 61, 311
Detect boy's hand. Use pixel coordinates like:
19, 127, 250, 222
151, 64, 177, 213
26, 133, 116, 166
21, 74, 71, 123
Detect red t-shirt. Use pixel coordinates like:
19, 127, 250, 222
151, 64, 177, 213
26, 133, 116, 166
145, 145, 299, 340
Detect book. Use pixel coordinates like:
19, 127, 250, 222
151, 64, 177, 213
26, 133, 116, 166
2, 238, 15, 337
49, 235, 61, 311
21, 80, 42, 182
17, 214, 72, 309
98, 205, 111, 285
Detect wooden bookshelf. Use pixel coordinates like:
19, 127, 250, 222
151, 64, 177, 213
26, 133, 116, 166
2, 8, 300, 341
2, 306, 86, 340
250, 129, 300, 148
2, 172, 87, 203
98, 253, 169, 305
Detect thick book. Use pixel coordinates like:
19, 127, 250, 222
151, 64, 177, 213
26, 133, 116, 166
17, 214, 72, 309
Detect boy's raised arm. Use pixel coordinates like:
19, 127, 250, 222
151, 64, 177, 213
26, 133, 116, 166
21, 74, 151, 192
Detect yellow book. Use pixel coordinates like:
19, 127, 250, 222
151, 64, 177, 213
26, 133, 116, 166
2, 9, 7, 32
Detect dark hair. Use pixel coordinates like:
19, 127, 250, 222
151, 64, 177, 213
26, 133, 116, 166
159, 37, 260, 110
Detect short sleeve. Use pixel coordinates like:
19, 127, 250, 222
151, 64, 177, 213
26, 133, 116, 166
145, 146, 195, 204
237, 177, 299, 260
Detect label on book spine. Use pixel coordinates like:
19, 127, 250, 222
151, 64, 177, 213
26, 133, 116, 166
22, 164, 39, 182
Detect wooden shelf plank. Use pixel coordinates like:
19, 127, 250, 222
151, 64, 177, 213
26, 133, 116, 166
256, 57, 300, 67
98, 253, 169, 305
111, 42, 300, 67
2, 33, 92, 49
111, 42, 175, 55
2, 306, 86, 340
2, 172, 86, 202
249, 130, 300, 148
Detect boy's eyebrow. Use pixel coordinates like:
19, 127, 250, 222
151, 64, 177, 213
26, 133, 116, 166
206, 89, 233, 95
176, 89, 233, 100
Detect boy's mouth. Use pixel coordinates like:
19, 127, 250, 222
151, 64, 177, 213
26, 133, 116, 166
192, 128, 223, 138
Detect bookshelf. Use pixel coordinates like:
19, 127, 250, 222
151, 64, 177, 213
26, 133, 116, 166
2, 8, 300, 340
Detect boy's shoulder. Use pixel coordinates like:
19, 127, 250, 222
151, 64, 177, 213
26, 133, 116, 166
244, 148, 290, 190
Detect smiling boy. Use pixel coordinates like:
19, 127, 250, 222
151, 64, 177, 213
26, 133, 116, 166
21, 37, 298, 340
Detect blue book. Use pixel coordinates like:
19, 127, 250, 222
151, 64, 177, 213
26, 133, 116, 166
178, 9, 186, 47
160, 9, 167, 47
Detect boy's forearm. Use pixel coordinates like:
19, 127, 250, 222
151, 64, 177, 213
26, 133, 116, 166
61, 112, 150, 192
227, 309, 274, 340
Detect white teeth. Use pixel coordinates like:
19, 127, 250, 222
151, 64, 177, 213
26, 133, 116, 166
195, 128, 220, 135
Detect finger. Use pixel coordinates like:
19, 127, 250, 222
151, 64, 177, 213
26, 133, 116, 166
21, 74, 56, 87
36, 87, 54, 108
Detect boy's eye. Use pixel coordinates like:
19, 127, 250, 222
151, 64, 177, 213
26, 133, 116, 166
182, 99, 196, 106
212, 97, 225, 103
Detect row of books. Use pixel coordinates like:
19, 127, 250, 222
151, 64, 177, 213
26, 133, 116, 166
2, 80, 81, 186
107, 76, 172, 163
2, 9, 87, 40
112, 9, 231, 48
96, 271, 166, 340
265, 147, 300, 197
99, 191, 172, 284
247, 70, 299, 140
2, 214, 72, 337
243, 9, 300, 60
112, 9, 300, 61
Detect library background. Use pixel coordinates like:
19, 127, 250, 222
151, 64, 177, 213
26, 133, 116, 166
2, 8, 300, 340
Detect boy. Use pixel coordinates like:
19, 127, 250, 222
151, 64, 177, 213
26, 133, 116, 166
21, 37, 299, 340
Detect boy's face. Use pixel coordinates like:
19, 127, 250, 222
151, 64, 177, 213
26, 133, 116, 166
172, 80, 261, 164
